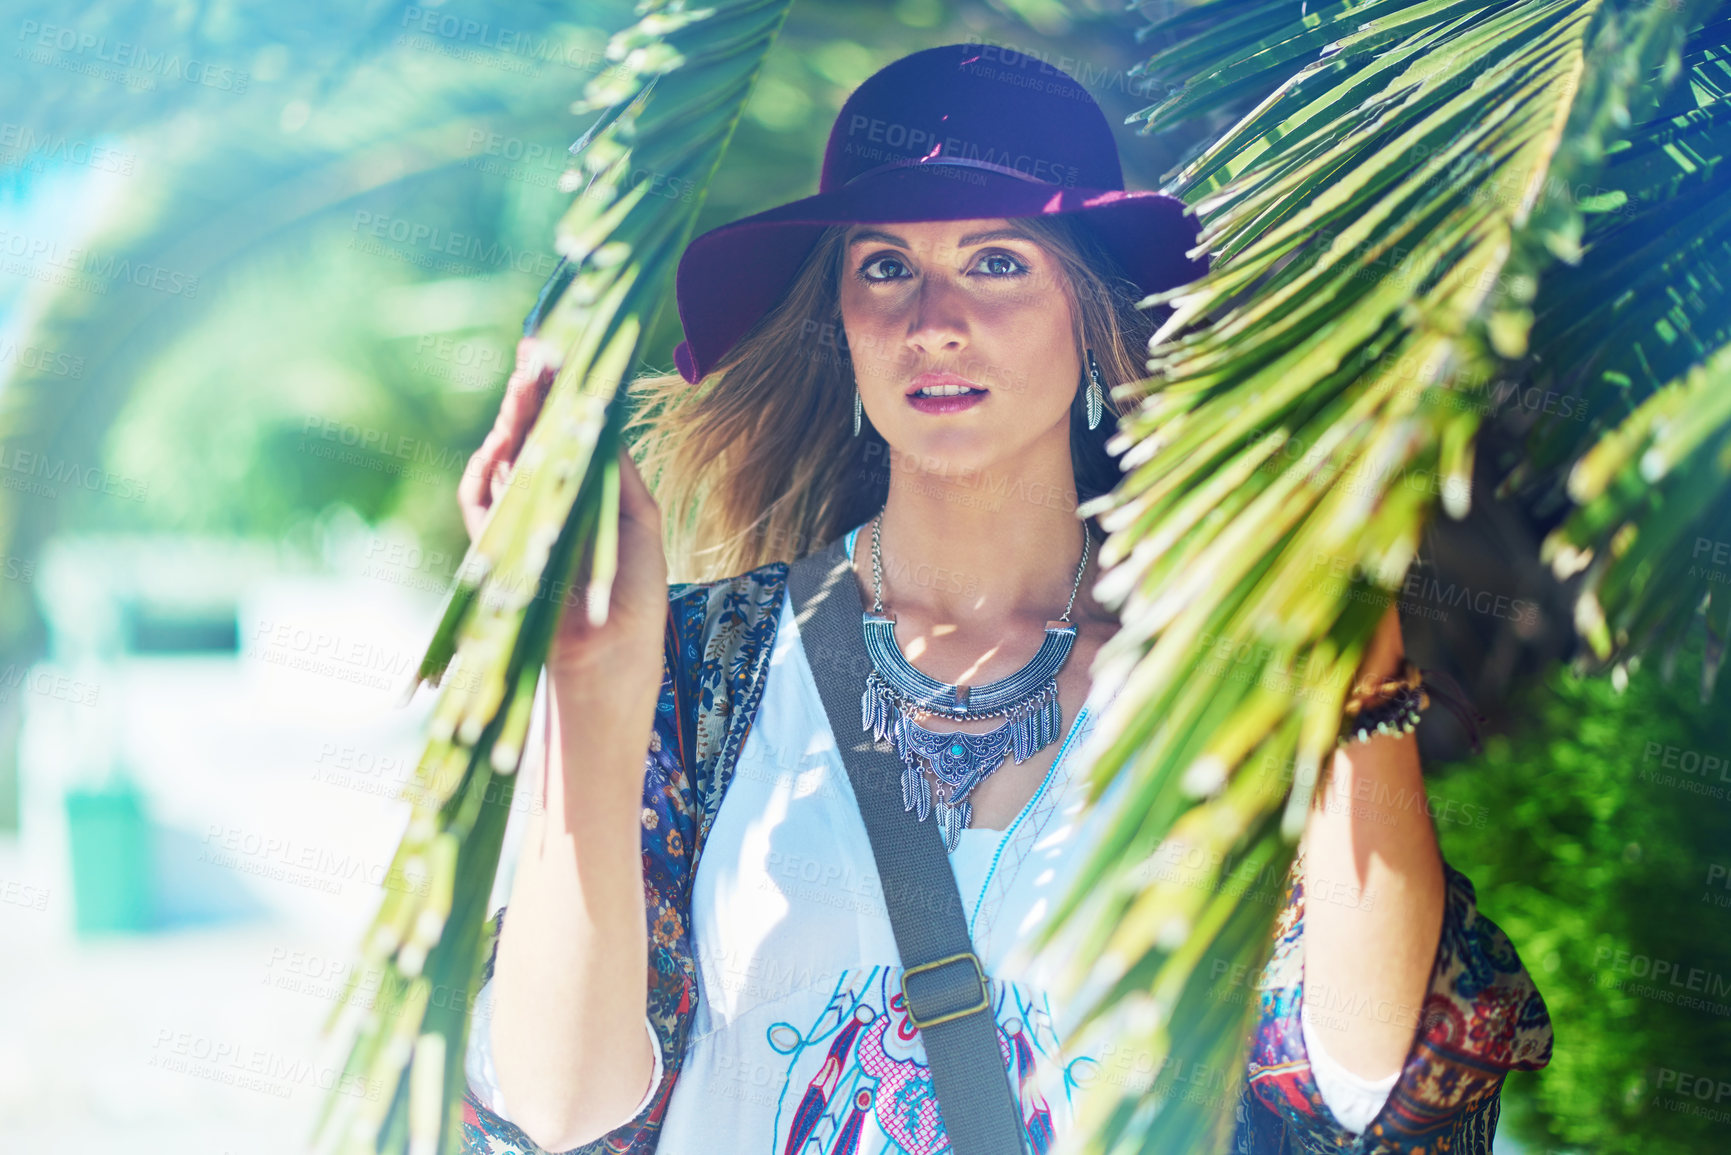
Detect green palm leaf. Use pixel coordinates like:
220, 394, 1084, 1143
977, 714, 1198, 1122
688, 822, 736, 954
1506, 12, 1731, 693
1540, 342, 1731, 688
1034, 2, 1723, 1151
310, 4, 795, 1153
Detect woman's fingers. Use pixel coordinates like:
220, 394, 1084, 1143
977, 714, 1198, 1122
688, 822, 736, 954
615, 443, 658, 524
457, 337, 557, 541
495, 338, 556, 461
457, 446, 499, 542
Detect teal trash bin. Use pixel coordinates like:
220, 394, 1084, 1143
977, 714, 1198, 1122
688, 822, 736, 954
64, 777, 155, 934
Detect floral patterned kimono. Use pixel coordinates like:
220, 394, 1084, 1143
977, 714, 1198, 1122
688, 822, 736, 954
460, 560, 1553, 1154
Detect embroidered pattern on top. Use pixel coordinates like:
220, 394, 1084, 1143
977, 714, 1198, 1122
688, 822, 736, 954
765, 964, 1068, 1154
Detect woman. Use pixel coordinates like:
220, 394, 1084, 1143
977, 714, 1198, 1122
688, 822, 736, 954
454, 44, 1552, 1155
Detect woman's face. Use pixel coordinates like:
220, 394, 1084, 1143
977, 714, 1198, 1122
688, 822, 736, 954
837, 217, 1079, 476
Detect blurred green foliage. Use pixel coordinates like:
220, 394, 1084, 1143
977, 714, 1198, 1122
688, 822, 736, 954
1429, 638, 1731, 1155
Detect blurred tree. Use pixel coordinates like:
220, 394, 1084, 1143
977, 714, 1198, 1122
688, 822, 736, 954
1429, 637, 1731, 1155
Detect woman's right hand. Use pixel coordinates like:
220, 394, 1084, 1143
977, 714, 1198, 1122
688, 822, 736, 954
459, 336, 670, 682
548, 438, 669, 680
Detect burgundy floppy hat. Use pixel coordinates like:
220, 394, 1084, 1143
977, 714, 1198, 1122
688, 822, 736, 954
670, 42, 1209, 385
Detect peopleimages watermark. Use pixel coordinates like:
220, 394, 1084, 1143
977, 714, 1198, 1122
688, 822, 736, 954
311, 740, 544, 816
1247, 425, 1475, 515
958, 38, 1173, 102
347, 210, 562, 280
1638, 740, 1731, 803
1130, 840, 1380, 909
149, 1028, 382, 1101
1704, 863, 1731, 912
0, 227, 200, 298
1692, 537, 1731, 589
956, 42, 1164, 107
838, 113, 1082, 186
0, 444, 149, 503
0, 877, 49, 911
1069, 1046, 1237, 1100
461, 128, 698, 202
395, 6, 606, 74
16, 21, 251, 92
0, 662, 100, 708
198, 823, 431, 898
298, 413, 540, 497
245, 616, 482, 695
0, 551, 35, 584
357, 534, 460, 595
1594, 944, 1731, 1016
1368, 342, 1594, 422
698, 941, 848, 1007
1221, 745, 1493, 830
263, 955, 387, 1010
1205, 957, 1432, 1033
1303, 550, 1541, 629
261, 944, 487, 1019
258, 945, 447, 1018
0, 337, 84, 378
0, 122, 136, 176
751, 845, 965, 922
1652, 1066, 1731, 1123
409, 333, 510, 392
301, 414, 472, 473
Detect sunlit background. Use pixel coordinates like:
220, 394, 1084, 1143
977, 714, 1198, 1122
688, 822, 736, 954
1, 1, 1726, 1153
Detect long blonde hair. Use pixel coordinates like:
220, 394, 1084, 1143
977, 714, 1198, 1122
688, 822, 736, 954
625, 214, 1164, 583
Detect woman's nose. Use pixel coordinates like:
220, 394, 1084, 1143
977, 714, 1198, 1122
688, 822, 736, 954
904, 276, 968, 356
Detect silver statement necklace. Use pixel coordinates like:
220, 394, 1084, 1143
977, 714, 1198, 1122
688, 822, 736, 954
860, 510, 1090, 851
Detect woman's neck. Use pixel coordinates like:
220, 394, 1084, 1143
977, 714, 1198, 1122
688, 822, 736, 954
850, 470, 1113, 630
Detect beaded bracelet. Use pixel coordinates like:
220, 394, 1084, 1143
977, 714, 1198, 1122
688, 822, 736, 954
1337, 657, 1486, 751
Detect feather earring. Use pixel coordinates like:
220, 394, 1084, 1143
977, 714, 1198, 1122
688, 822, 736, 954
1085, 349, 1105, 431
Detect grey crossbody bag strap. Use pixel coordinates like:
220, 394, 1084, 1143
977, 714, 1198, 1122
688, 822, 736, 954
787, 537, 1029, 1155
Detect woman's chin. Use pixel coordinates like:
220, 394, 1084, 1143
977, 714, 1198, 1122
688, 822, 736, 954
881, 414, 1065, 469
881, 423, 982, 457
875, 431, 1010, 488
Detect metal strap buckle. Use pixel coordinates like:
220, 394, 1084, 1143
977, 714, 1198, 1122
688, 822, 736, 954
900, 951, 991, 1029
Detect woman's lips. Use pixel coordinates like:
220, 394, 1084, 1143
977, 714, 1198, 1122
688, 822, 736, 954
907, 390, 987, 414
906, 371, 988, 414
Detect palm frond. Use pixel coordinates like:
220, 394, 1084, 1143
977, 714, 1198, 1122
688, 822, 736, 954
310, 4, 795, 1153
1505, 11, 1731, 693
1540, 341, 1731, 692
1036, 2, 1713, 1151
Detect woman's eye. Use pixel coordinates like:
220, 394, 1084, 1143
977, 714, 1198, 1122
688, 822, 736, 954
855, 250, 1028, 282
858, 255, 910, 281
975, 251, 1028, 277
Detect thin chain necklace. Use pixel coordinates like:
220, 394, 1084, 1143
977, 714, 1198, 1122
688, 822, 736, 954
861, 509, 1090, 851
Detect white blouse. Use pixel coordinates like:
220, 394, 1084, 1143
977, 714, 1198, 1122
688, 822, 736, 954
466, 524, 1397, 1150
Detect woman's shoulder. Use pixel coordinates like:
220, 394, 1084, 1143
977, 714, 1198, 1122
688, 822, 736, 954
667, 557, 790, 605
667, 558, 792, 633
666, 527, 851, 608
663, 559, 793, 678
662, 559, 795, 822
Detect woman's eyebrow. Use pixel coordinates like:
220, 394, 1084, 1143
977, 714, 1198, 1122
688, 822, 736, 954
846, 227, 1036, 249
847, 228, 908, 248
957, 227, 1036, 247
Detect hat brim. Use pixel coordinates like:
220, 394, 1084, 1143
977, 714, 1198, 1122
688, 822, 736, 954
671, 166, 1207, 384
